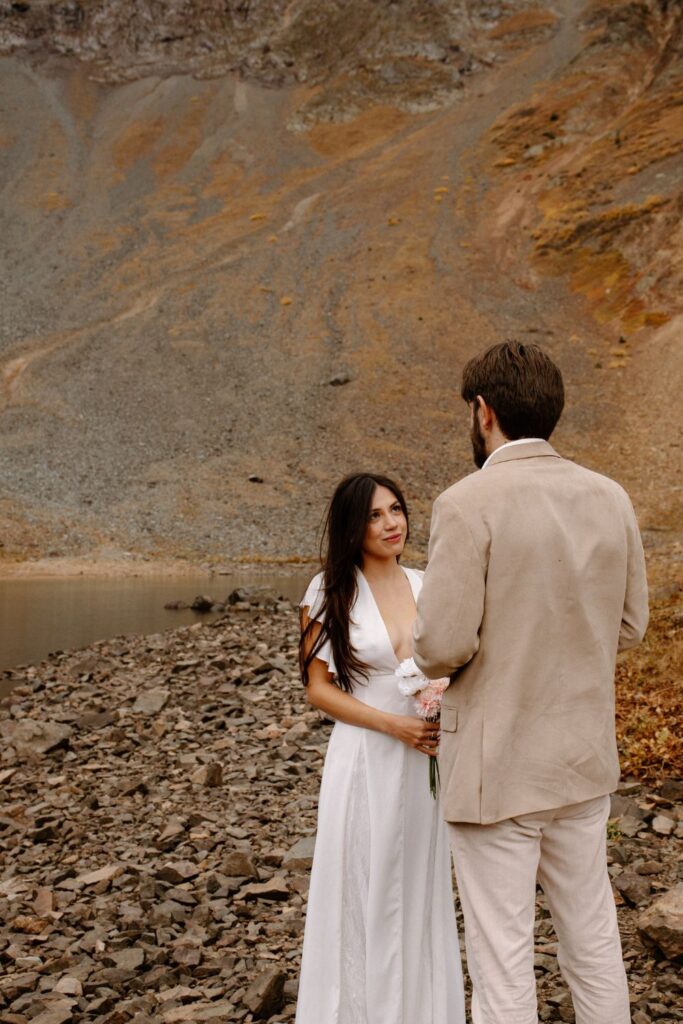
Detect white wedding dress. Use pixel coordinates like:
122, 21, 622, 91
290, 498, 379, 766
295, 566, 465, 1024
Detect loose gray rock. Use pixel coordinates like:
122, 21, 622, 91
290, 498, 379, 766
651, 814, 675, 835
609, 794, 649, 821
638, 884, 683, 959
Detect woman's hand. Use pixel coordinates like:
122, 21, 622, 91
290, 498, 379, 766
386, 714, 440, 756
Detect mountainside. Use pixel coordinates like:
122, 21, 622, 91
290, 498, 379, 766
0, 0, 681, 571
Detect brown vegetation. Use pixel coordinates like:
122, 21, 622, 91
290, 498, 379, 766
617, 597, 683, 780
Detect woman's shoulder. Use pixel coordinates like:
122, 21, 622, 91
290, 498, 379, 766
403, 565, 425, 581
300, 571, 325, 610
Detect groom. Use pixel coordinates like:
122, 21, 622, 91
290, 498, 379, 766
414, 341, 648, 1024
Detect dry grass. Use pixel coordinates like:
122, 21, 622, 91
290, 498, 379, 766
615, 595, 683, 781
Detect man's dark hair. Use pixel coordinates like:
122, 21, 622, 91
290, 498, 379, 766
461, 341, 565, 440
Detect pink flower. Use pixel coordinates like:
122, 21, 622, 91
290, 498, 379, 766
394, 665, 449, 800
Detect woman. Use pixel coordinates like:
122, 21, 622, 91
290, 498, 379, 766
296, 473, 465, 1024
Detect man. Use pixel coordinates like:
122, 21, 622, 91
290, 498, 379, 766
414, 341, 649, 1024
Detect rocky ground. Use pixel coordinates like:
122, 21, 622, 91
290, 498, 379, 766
1, 592, 681, 1023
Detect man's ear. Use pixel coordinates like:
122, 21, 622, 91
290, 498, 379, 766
476, 395, 495, 432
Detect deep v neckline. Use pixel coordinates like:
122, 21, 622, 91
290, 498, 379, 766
359, 566, 419, 665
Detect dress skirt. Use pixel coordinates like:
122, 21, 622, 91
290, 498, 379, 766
295, 673, 465, 1024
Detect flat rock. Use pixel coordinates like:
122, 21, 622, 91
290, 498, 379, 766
76, 864, 123, 886
617, 814, 645, 838
614, 873, 652, 907
609, 794, 649, 821
243, 968, 287, 1018
239, 878, 290, 902
651, 814, 675, 835
132, 687, 170, 714
30, 1004, 74, 1024
638, 884, 683, 959
111, 948, 145, 970
77, 710, 117, 729
54, 977, 83, 996
157, 860, 199, 884
282, 836, 315, 871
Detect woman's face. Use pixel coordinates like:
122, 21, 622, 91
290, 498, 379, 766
362, 485, 408, 561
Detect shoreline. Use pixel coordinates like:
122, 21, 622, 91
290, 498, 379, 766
0, 554, 320, 581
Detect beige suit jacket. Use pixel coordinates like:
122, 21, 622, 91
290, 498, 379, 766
414, 441, 649, 825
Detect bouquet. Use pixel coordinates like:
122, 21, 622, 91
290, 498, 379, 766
396, 658, 449, 798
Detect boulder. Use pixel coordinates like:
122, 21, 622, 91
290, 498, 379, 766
638, 884, 683, 959
0, 719, 71, 759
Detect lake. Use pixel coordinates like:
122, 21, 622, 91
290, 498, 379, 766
0, 571, 311, 678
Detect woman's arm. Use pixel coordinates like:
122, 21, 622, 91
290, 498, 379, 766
302, 612, 439, 756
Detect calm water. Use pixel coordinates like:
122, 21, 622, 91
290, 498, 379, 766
0, 572, 311, 676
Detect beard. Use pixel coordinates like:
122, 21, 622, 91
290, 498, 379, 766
470, 412, 488, 468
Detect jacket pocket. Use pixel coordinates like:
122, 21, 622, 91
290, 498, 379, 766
441, 707, 458, 732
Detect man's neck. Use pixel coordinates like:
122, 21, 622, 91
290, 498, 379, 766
482, 437, 545, 468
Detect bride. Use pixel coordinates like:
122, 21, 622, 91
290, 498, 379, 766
295, 473, 466, 1024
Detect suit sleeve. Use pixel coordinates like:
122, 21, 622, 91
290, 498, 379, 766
618, 499, 649, 651
413, 495, 487, 679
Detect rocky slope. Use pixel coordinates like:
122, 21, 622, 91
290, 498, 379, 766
0, 0, 681, 569
1, 596, 682, 1023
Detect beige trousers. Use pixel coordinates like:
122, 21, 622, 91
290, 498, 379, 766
448, 795, 630, 1024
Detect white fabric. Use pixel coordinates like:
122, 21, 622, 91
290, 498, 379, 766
448, 795, 630, 1024
482, 437, 544, 468
296, 567, 466, 1024
300, 573, 337, 676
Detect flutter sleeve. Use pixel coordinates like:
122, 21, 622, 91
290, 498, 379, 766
300, 572, 336, 677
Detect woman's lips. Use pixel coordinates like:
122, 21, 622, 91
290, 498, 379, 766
385, 534, 403, 543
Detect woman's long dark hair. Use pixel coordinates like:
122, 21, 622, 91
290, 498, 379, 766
299, 473, 410, 692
